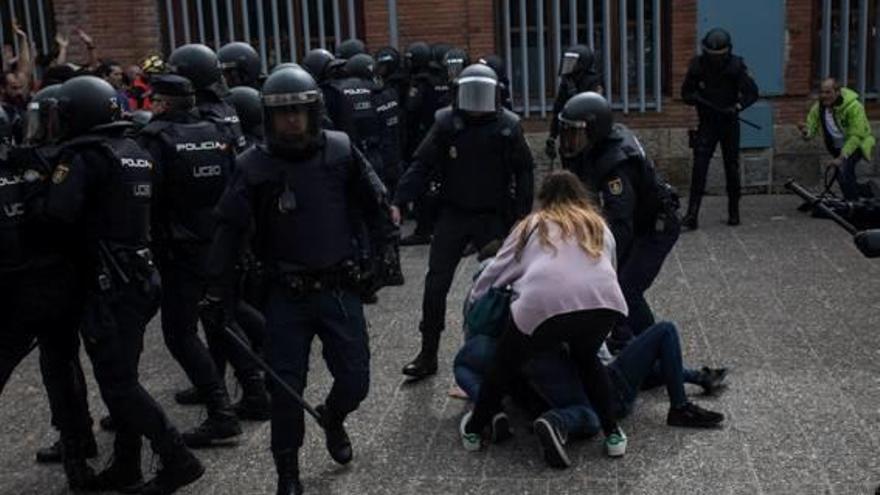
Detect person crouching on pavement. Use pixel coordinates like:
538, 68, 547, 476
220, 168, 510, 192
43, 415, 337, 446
459, 170, 629, 457
799, 78, 876, 200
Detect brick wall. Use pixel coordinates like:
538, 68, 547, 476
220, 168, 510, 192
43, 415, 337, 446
52, 0, 162, 67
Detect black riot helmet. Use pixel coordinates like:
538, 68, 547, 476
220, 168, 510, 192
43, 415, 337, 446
227, 86, 264, 139
53, 76, 126, 139
560, 44, 596, 77
374, 46, 401, 79
129, 110, 154, 132
335, 38, 366, 60
702, 28, 732, 56
405, 41, 431, 72
478, 54, 506, 79
271, 62, 302, 74
454, 64, 499, 115
167, 43, 228, 98
558, 92, 613, 158
218, 41, 262, 88
23, 84, 63, 145
261, 67, 323, 156
443, 48, 470, 82
345, 54, 376, 81
0, 106, 12, 161
302, 48, 337, 82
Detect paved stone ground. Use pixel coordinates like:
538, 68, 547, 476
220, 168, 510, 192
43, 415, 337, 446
1, 195, 879, 495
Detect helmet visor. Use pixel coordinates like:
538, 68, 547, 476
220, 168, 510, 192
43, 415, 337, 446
558, 115, 590, 158
24, 99, 61, 145
456, 76, 497, 113
560, 52, 580, 76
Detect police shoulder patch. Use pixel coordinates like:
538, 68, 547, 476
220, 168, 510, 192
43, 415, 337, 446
607, 177, 623, 196
51, 164, 70, 184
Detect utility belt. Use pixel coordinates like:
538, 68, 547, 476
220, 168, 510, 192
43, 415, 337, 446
96, 241, 157, 294
271, 259, 362, 298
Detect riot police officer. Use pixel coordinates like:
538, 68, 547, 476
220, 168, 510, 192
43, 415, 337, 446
559, 92, 680, 350
440, 48, 470, 105
400, 41, 447, 246
227, 85, 265, 147
139, 75, 272, 445
168, 43, 248, 151
324, 54, 386, 182
546, 45, 603, 160
42, 75, 203, 494
0, 95, 97, 481
680, 28, 759, 229
218, 41, 263, 89
302, 48, 344, 85
202, 67, 386, 495
392, 64, 535, 379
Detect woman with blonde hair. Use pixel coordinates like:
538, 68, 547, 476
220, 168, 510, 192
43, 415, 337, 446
460, 170, 629, 457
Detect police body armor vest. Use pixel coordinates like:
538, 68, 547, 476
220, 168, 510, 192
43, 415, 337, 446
0, 162, 28, 272
200, 100, 247, 150
239, 130, 357, 270
589, 125, 679, 234
143, 118, 235, 243
65, 135, 154, 248
373, 86, 402, 175
432, 107, 520, 213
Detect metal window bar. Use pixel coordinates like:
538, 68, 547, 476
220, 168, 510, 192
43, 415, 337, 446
388, 0, 399, 48
161, 1, 366, 68
503, 0, 662, 115
818, 0, 878, 100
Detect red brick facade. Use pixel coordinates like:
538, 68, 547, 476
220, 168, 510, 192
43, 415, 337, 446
48, 0, 874, 128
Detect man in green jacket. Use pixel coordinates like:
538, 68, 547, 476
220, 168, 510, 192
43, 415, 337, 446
800, 78, 876, 199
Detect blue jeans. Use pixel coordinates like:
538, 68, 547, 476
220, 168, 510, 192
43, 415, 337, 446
609, 321, 689, 417
454, 336, 600, 438
263, 286, 370, 453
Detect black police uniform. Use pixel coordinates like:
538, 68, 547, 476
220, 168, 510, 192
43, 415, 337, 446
44, 130, 201, 485
395, 106, 535, 371
681, 48, 758, 225
325, 74, 387, 181
139, 104, 259, 434
373, 83, 404, 193
566, 124, 680, 345
206, 130, 383, 462
199, 96, 248, 151
0, 145, 95, 461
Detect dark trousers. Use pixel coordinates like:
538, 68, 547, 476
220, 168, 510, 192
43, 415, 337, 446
421, 208, 508, 335
413, 191, 441, 237
208, 300, 266, 383
468, 309, 621, 436
611, 222, 680, 345
161, 260, 261, 392
0, 266, 93, 441
609, 322, 689, 417
690, 116, 741, 203
837, 149, 865, 200
263, 286, 370, 453
82, 278, 181, 459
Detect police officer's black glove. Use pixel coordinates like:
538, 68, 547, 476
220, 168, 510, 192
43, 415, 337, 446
545, 137, 558, 160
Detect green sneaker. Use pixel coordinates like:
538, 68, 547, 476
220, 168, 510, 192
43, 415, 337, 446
605, 428, 627, 457
459, 411, 482, 452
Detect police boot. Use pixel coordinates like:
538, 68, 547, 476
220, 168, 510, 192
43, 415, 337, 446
182, 386, 242, 448
142, 434, 205, 495
682, 195, 702, 231
402, 329, 440, 379
315, 404, 353, 464
61, 436, 96, 491
727, 196, 741, 226
273, 450, 304, 495
174, 386, 207, 406
87, 435, 144, 493
36, 433, 98, 464
234, 372, 271, 421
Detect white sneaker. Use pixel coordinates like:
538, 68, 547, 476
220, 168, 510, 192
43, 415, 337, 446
459, 411, 481, 452
605, 427, 627, 457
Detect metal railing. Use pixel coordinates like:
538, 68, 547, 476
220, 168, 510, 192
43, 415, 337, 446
499, 0, 663, 117
0, 0, 55, 60
818, 0, 880, 100
161, 0, 363, 73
